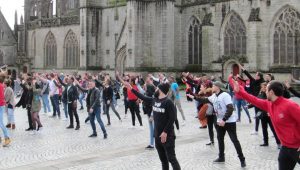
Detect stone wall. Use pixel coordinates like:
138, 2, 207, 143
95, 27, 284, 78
27, 25, 80, 69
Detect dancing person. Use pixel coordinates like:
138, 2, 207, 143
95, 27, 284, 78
4, 79, 16, 129
169, 76, 186, 125
29, 77, 43, 134
102, 79, 121, 125
124, 81, 181, 170
188, 81, 246, 167
0, 72, 11, 146
49, 73, 61, 118
233, 79, 300, 170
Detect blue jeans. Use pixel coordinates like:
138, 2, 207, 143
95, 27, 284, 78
42, 94, 51, 113
236, 99, 251, 120
63, 101, 68, 118
89, 106, 107, 135
50, 94, 60, 116
0, 106, 9, 138
7, 108, 15, 124
79, 93, 85, 107
149, 119, 154, 146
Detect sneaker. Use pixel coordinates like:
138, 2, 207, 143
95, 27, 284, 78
89, 134, 97, 138
241, 160, 246, 168
206, 142, 214, 146
107, 123, 111, 126
199, 126, 207, 129
260, 143, 268, 147
236, 119, 241, 122
3, 138, 11, 147
79, 106, 84, 110
249, 119, 252, 123
145, 145, 155, 150
251, 131, 258, 135
104, 134, 108, 139
213, 157, 225, 163
25, 127, 33, 131
6, 124, 11, 128
75, 125, 80, 130
66, 125, 74, 129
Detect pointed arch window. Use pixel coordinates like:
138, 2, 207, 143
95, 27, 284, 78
224, 13, 247, 56
273, 7, 300, 65
188, 18, 202, 65
64, 30, 79, 68
44, 32, 57, 67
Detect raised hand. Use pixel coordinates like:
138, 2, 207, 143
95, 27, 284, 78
123, 81, 132, 90
284, 81, 291, 89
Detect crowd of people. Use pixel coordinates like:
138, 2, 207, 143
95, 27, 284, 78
0, 63, 299, 170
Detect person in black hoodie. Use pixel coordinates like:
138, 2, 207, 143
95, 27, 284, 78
16, 74, 34, 131
122, 79, 181, 170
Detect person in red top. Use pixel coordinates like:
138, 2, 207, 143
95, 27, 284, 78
232, 79, 300, 170
0, 74, 11, 146
126, 76, 143, 127
228, 74, 252, 123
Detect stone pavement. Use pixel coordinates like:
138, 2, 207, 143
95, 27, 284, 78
0, 94, 299, 170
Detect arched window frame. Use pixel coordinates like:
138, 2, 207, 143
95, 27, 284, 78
223, 13, 247, 56
188, 17, 202, 65
273, 7, 300, 65
64, 30, 79, 68
44, 32, 57, 68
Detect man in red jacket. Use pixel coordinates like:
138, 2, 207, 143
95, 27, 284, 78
232, 79, 300, 170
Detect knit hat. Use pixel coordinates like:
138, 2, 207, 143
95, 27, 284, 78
158, 83, 170, 95
213, 81, 225, 89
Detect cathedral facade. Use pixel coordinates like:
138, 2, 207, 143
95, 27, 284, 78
9, 0, 300, 77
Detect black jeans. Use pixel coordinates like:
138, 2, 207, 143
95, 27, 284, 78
278, 146, 300, 170
128, 100, 142, 126
27, 108, 33, 129
254, 108, 260, 132
68, 103, 79, 126
155, 136, 181, 170
207, 115, 216, 143
215, 122, 245, 161
261, 116, 280, 144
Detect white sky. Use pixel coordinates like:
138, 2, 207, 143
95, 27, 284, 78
0, 0, 24, 30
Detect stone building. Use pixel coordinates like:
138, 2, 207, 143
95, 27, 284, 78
9, 0, 300, 77
0, 10, 17, 68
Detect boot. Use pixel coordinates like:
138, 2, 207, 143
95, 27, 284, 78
11, 124, 16, 130
6, 123, 11, 128
66, 125, 74, 129
75, 125, 80, 130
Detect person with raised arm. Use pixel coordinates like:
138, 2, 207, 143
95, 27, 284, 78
187, 81, 246, 168
232, 79, 300, 170
120, 76, 181, 170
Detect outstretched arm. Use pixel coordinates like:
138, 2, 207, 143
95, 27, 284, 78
232, 78, 269, 112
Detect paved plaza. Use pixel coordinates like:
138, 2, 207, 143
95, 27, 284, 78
0, 93, 299, 170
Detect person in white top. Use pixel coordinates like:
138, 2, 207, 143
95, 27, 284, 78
49, 73, 60, 118
187, 81, 246, 168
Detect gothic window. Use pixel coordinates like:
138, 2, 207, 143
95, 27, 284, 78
44, 32, 57, 67
273, 7, 300, 65
224, 13, 247, 56
64, 30, 79, 68
188, 17, 202, 65
0, 50, 4, 65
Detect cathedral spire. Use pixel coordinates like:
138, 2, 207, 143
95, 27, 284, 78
15, 10, 18, 25
20, 15, 24, 25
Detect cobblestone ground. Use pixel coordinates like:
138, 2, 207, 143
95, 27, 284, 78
0, 93, 299, 170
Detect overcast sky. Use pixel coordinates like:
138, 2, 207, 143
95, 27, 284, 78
0, 0, 24, 29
